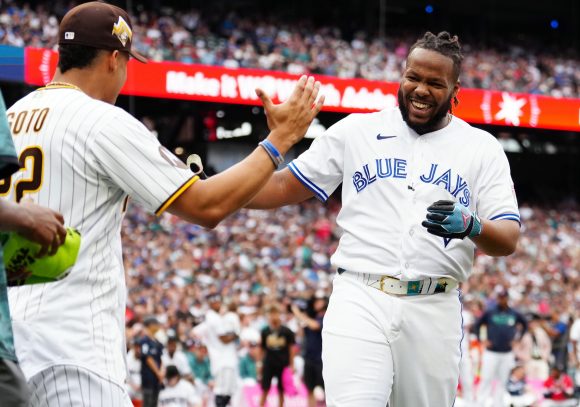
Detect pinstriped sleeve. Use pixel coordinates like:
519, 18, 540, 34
90, 111, 196, 214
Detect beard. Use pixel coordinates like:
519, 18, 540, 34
398, 87, 452, 135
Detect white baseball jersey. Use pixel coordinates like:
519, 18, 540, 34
158, 379, 201, 407
289, 106, 519, 282
162, 349, 193, 377
3, 86, 197, 386
193, 309, 239, 372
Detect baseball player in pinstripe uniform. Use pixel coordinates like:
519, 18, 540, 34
0, 91, 67, 407
248, 31, 521, 406
2, 2, 323, 405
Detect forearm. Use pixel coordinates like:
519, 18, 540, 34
471, 219, 520, 256
0, 200, 32, 233
169, 135, 284, 228
245, 170, 289, 209
246, 168, 314, 209
219, 333, 237, 344
294, 310, 321, 331
146, 357, 163, 379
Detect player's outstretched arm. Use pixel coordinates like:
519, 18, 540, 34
0, 200, 67, 257
167, 75, 324, 228
245, 167, 314, 209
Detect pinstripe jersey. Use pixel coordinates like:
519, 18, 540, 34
3, 86, 197, 386
289, 107, 520, 282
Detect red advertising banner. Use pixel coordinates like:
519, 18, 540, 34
25, 47, 580, 132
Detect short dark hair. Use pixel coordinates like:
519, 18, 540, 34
409, 31, 463, 80
143, 315, 160, 327
165, 365, 180, 380
58, 44, 101, 73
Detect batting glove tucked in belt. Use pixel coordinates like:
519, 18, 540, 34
421, 200, 482, 240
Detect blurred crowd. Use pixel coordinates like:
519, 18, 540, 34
1, 1, 579, 98
120, 198, 579, 406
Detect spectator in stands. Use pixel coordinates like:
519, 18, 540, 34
162, 336, 194, 382
184, 339, 213, 407
185, 340, 213, 386
541, 366, 576, 406
126, 338, 143, 402
239, 340, 261, 382
158, 365, 202, 407
570, 312, 580, 395
291, 291, 327, 407
515, 313, 552, 381
475, 289, 528, 407
260, 303, 295, 407
506, 364, 537, 407
193, 293, 239, 407
140, 316, 165, 407
542, 311, 570, 372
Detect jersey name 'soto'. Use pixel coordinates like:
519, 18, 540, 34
288, 107, 520, 282
3, 87, 195, 386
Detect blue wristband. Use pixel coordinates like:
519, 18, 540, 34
259, 140, 284, 168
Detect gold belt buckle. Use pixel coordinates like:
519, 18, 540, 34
379, 275, 390, 292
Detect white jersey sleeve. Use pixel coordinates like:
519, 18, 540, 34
475, 138, 520, 224
90, 109, 198, 215
288, 115, 353, 201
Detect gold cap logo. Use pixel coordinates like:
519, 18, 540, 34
112, 16, 132, 47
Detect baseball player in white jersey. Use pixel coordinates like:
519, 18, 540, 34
2, 2, 323, 405
192, 294, 240, 407
248, 31, 521, 406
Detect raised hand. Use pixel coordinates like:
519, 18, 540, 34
256, 75, 325, 155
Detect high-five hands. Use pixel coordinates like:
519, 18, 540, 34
256, 75, 325, 154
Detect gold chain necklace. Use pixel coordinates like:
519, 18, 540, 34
44, 81, 81, 91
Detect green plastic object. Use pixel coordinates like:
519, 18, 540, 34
3, 228, 81, 286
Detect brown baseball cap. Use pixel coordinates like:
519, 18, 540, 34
58, 1, 147, 63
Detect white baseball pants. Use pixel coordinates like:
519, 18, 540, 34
322, 272, 463, 407
27, 364, 133, 407
476, 350, 515, 407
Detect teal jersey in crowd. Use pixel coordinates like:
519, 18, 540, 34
185, 352, 213, 385
239, 354, 258, 380
0, 90, 19, 361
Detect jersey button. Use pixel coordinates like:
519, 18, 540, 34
409, 229, 414, 236
404, 262, 410, 269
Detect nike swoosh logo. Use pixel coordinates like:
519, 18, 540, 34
377, 134, 397, 140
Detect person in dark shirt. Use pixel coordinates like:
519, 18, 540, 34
140, 316, 164, 407
291, 292, 327, 407
474, 289, 527, 407
260, 303, 295, 407
542, 311, 570, 372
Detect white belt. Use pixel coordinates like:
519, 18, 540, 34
338, 268, 458, 296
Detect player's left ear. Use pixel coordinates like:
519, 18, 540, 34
452, 81, 460, 108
